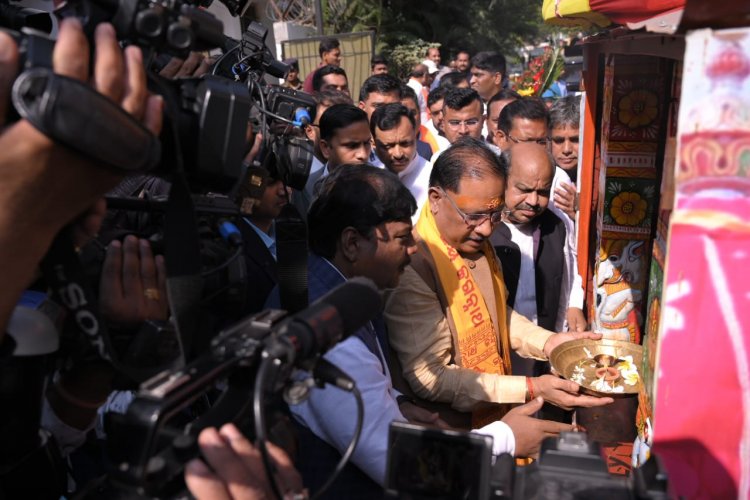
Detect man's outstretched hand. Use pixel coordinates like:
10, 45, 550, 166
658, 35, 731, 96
502, 397, 575, 458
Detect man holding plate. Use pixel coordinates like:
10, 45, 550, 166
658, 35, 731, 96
385, 137, 612, 432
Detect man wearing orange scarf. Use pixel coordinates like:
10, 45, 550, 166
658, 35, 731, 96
385, 138, 611, 430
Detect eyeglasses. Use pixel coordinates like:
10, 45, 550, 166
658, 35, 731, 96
438, 188, 503, 227
507, 133, 549, 146
445, 118, 481, 130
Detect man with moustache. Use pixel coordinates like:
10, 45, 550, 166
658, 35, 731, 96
454, 50, 472, 81
548, 97, 584, 336
303, 90, 354, 177
358, 73, 402, 121
385, 138, 610, 430
469, 51, 506, 103
358, 74, 403, 167
494, 97, 586, 334
491, 144, 585, 381
371, 103, 431, 221
272, 166, 563, 498
371, 54, 389, 75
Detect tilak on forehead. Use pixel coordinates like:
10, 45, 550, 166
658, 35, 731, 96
486, 197, 502, 210
451, 194, 503, 210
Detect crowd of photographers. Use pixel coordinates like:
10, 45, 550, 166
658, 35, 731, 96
0, 10, 606, 500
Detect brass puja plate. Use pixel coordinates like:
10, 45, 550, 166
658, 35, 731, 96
549, 339, 644, 397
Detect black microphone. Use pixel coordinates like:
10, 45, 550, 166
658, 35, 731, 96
265, 277, 382, 363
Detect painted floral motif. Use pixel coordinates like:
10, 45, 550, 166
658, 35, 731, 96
610, 191, 648, 226
618, 89, 659, 129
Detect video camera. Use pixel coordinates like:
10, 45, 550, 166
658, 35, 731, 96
0, 1, 320, 498
86, 278, 382, 499
1, 0, 316, 192
385, 423, 669, 500
0, 0, 317, 358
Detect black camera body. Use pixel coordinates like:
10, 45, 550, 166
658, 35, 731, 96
92, 278, 382, 499
102, 310, 286, 498
56, 0, 225, 58
0, 2, 319, 498
213, 20, 317, 191
386, 426, 669, 500
158, 75, 253, 191
507, 432, 668, 500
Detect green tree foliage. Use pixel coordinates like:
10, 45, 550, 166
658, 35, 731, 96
386, 39, 438, 80
325, 0, 546, 60
324, 0, 384, 35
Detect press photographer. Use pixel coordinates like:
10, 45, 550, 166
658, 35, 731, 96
0, 0, 324, 495
0, 14, 164, 497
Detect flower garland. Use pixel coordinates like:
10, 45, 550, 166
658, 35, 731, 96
512, 46, 565, 97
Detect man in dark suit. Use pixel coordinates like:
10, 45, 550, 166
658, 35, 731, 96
236, 171, 290, 313
491, 143, 580, 378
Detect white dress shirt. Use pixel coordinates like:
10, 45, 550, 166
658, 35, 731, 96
504, 221, 537, 324
549, 167, 584, 313
424, 120, 451, 151
395, 154, 432, 223
290, 259, 516, 486
406, 78, 428, 124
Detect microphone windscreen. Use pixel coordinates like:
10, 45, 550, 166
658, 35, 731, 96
317, 277, 383, 336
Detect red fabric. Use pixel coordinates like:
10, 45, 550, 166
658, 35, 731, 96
302, 62, 325, 94
653, 195, 750, 499
600, 442, 634, 476
588, 0, 684, 24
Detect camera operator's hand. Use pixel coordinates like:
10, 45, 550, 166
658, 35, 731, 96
186, 424, 306, 500
502, 397, 574, 458
529, 375, 613, 411
244, 131, 263, 165
100, 235, 168, 327
0, 19, 163, 340
72, 198, 107, 249
0, 20, 163, 223
158, 51, 214, 79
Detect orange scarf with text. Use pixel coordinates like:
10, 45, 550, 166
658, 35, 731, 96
415, 203, 512, 427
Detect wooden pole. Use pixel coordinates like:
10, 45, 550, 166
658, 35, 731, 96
578, 43, 602, 314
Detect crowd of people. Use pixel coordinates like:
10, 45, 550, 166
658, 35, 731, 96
0, 21, 608, 500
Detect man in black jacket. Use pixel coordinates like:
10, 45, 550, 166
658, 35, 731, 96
236, 171, 290, 313
491, 143, 581, 378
